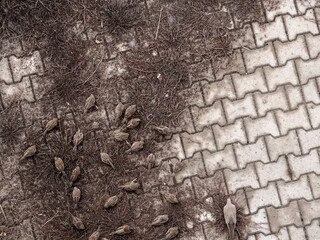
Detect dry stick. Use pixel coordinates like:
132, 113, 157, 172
155, 7, 164, 40
0, 203, 7, 222
84, 55, 104, 84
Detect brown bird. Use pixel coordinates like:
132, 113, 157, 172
20, 145, 37, 160
100, 152, 115, 169
164, 192, 179, 204
154, 125, 171, 135
114, 131, 129, 142
104, 193, 122, 209
73, 187, 81, 209
89, 227, 100, 240
125, 141, 144, 153
146, 153, 156, 170
163, 227, 179, 239
119, 179, 140, 191
70, 166, 80, 186
224, 198, 237, 240
126, 118, 141, 129
73, 129, 83, 151
115, 102, 124, 121
72, 216, 85, 230
151, 214, 169, 226
84, 94, 96, 113
54, 157, 67, 178
122, 105, 136, 123
173, 161, 183, 173
110, 225, 132, 236
44, 118, 58, 134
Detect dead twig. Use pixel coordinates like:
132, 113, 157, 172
0, 203, 7, 222
155, 7, 164, 40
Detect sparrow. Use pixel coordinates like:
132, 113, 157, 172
173, 161, 183, 173
110, 225, 132, 236
89, 227, 100, 240
115, 102, 124, 121
72, 216, 85, 230
146, 153, 156, 170
114, 131, 129, 142
104, 193, 122, 209
73, 129, 83, 151
54, 157, 67, 178
119, 179, 140, 191
20, 145, 37, 160
44, 118, 58, 134
126, 118, 141, 129
151, 214, 169, 226
164, 192, 179, 204
122, 105, 136, 123
224, 198, 237, 240
164, 227, 179, 239
70, 166, 80, 186
73, 187, 81, 209
154, 125, 171, 135
100, 152, 115, 169
84, 94, 96, 113
125, 141, 144, 153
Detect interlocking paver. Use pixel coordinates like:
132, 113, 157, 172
192, 172, 226, 199
243, 43, 277, 73
223, 94, 257, 123
256, 156, 291, 187
181, 127, 216, 158
246, 182, 281, 214
174, 152, 206, 183
0, 57, 13, 84
230, 24, 256, 49
155, 133, 185, 160
307, 103, 320, 129
234, 138, 269, 169
266, 201, 302, 233
224, 163, 260, 193
277, 175, 313, 205
191, 101, 226, 132
0, 76, 35, 107
0, 38, 23, 57
265, 130, 301, 162
306, 219, 320, 239
264, 60, 299, 91
263, 0, 297, 21
299, 199, 320, 225
203, 145, 238, 174
285, 85, 304, 109
179, 81, 205, 107
288, 225, 307, 240
232, 68, 268, 98
244, 112, 280, 143
303, 78, 320, 104
247, 208, 271, 235
256, 228, 290, 240
305, 33, 320, 58
212, 119, 247, 150
309, 173, 320, 198
254, 86, 289, 116
253, 17, 287, 47
296, 0, 320, 13
9, 51, 44, 82
214, 49, 246, 79
296, 56, 320, 85
288, 149, 320, 180
275, 105, 311, 135
202, 76, 236, 105
297, 128, 320, 154
283, 9, 319, 40
273, 35, 309, 65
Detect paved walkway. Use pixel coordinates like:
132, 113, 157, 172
2, 0, 320, 239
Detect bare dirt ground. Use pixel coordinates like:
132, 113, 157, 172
0, 0, 279, 239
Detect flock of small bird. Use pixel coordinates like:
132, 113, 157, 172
19, 94, 187, 239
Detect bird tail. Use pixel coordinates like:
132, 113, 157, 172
228, 221, 235, 240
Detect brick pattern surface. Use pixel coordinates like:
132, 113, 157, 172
4, 2, 320, 239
